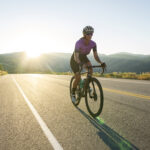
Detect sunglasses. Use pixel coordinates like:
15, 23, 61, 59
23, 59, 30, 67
86, 33, 93, 36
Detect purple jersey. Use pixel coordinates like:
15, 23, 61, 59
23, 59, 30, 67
75, 38, 97, 55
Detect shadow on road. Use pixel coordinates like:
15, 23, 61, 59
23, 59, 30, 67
76, 107, 139, 150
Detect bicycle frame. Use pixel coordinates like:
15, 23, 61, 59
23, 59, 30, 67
79, 65, 104, 97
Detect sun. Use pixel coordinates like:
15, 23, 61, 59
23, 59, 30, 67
26, 50, 42, 58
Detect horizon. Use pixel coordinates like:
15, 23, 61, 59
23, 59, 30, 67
0, 50, 150, 56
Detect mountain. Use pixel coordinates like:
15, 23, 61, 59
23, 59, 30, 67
0, 52, 150, 73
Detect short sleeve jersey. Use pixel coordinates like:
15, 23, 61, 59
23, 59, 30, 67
75, 38, 97, 55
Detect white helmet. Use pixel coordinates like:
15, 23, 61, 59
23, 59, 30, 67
83, 26, 94, 34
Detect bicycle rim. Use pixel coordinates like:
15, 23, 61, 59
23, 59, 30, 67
85, 78, 104, 117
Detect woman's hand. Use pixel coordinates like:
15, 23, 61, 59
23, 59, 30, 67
101, 62, 107, 68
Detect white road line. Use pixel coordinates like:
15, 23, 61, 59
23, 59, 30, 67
12, 77, 63, 150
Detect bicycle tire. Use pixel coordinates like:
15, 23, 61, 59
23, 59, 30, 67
85, 77, 104, 117
70, 76, 81, 106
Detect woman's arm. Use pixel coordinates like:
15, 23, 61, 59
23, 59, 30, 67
93, 51, 103, 64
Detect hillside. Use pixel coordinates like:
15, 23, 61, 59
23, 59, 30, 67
0, 52, 150, 73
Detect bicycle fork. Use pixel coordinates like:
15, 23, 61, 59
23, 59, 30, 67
87, 78, 97, 100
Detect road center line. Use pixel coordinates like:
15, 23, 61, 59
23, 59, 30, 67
103, 88, 150, 100
12, 77, 63, 150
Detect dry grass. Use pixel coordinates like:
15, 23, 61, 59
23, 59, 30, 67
95, 72, 150, 80
50, 71, 150, 80
137, 73, 150, 80
0, 70, 8, 76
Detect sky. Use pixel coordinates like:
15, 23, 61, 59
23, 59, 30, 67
0, 0, 150, 56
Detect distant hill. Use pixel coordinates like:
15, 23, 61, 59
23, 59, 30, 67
0, 52, 150, 73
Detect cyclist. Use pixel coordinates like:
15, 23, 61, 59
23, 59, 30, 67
70, 25, 106, 102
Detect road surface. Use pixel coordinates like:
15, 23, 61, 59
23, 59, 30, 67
0, 74, 150, 150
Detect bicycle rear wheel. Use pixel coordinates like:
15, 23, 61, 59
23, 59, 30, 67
85, 77, 104, 117
70, 76, 81, 106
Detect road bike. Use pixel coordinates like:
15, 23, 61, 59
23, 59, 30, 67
70, 65, 105, 118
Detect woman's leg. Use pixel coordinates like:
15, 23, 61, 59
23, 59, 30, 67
73, 72, 81, 89
70, 55, 81, 93
83, 61, 93, 75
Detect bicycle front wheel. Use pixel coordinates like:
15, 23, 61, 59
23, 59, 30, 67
85, 77, 104, 117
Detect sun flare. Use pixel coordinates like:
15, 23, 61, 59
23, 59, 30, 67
26, 51, 42, 58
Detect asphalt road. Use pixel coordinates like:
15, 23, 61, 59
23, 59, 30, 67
0, 74, 150, 150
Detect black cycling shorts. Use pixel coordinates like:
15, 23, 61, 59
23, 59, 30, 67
70, 54, 90, 73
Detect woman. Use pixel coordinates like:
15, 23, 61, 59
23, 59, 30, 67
70, 26, 106, 102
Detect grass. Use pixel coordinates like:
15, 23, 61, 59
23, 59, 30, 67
50, 71, 150, 80
0, 70, 8, 76
94, 72, 150, 80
